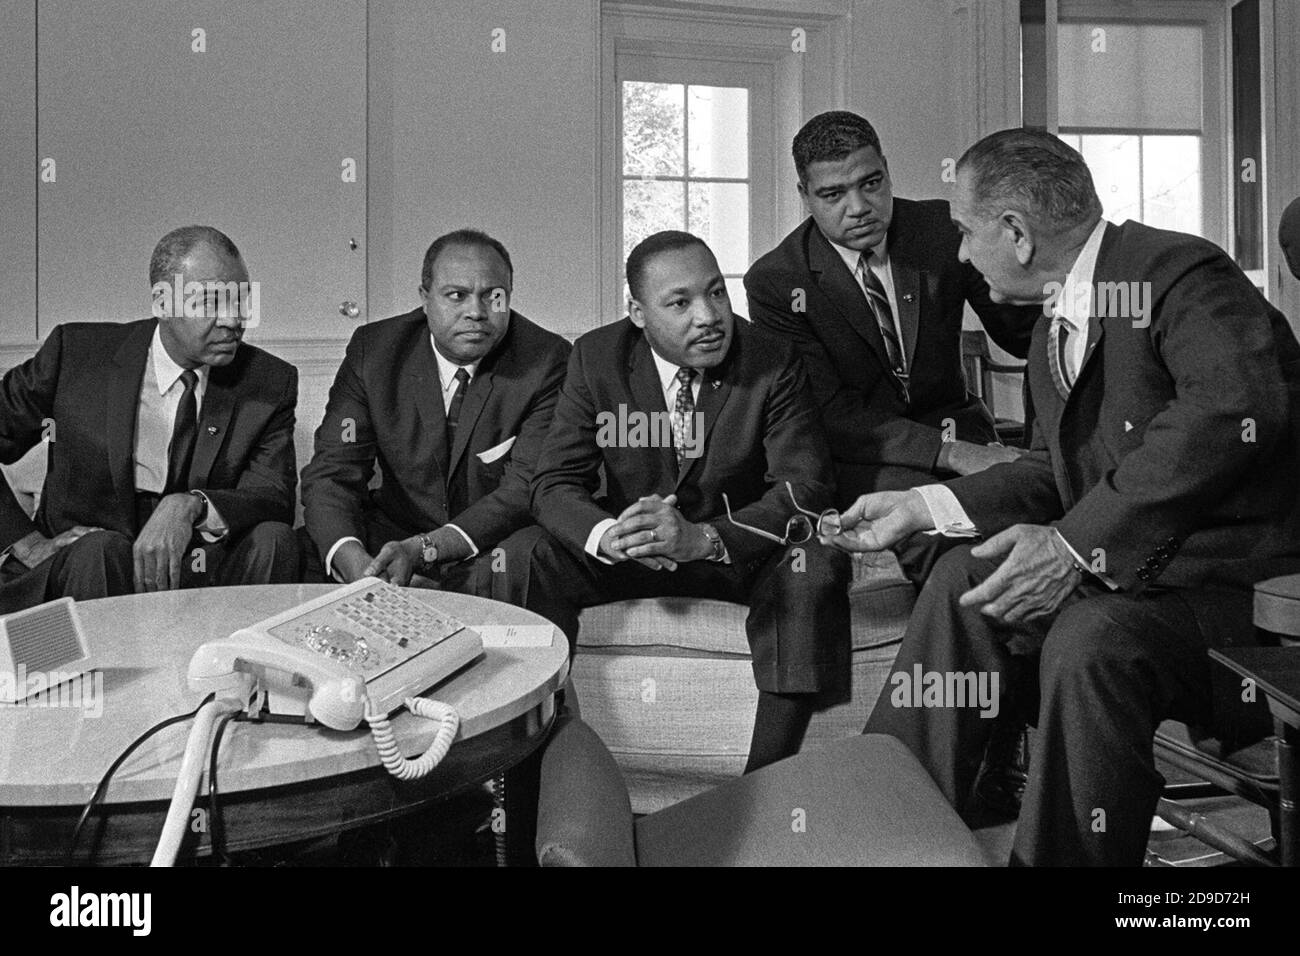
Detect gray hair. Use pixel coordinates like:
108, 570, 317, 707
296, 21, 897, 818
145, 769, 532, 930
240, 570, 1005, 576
957, 128, 1101, 232
149, 225, 243, 286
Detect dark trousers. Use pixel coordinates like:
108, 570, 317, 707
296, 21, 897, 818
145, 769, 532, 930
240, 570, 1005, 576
299, 511, 542, 608
864, 543, 1234, 867
0, 521, 298, 615
524, 530, 852, 695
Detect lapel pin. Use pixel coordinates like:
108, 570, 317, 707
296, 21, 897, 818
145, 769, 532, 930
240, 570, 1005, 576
207, 425, 219, 435
711, 379, 721, 389
902, 293, 915, 302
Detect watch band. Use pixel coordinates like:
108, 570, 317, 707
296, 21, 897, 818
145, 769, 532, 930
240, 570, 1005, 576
419, 532, 438, 567
700, 523, 726, 562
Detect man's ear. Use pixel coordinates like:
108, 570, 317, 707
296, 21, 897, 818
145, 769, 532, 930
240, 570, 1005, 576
627, 297, 646, 329
1003, 211, 1036, 266
796, 179, 810, 212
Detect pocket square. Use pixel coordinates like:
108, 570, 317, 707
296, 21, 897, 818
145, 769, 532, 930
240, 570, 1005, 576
477, 436, 517, 464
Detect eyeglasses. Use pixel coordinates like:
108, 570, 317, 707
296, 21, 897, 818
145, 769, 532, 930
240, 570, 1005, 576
722, 481, 842, 545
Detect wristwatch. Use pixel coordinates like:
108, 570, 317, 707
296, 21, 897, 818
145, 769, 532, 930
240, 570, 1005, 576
700, 523, 727, 562
418, 532, 438, 568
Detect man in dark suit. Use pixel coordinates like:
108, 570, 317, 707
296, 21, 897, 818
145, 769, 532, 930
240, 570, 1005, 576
824, 129, 1300, 865
746, 111, 1037, 498
527, 230, 851, 772
300, 229, 570, 602
0, 225, 299, 614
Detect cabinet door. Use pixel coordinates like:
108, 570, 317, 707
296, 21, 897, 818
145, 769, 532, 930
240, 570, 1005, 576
37, 0, 365, 342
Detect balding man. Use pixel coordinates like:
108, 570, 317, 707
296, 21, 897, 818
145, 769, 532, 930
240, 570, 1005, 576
0, 225, 299, 613
824, 129, 1300, 865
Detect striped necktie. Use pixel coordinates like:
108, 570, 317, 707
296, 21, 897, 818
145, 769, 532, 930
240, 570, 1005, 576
1048, 317, 1075, 400
858, 254, 906, 376
164, 369, 199, 495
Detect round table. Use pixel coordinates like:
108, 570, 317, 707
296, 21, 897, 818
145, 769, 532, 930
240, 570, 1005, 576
0, 585, 568, 864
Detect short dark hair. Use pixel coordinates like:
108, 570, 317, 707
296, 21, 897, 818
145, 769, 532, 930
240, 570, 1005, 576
792, 111, 883, 184
420, 228, 514, 290
625, 230, 712, 302
149, 225, 242, 286
957, 128, 1101, 233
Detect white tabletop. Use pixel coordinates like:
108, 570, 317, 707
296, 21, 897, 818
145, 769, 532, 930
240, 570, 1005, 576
0, 585, 568, 806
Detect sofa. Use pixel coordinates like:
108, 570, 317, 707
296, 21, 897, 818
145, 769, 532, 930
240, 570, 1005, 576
572, 550, 914, 813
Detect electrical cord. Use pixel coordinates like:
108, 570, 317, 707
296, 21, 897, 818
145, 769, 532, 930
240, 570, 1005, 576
66, 692, 216, 865
365, 696, 459, 781
207, 711, 239, 866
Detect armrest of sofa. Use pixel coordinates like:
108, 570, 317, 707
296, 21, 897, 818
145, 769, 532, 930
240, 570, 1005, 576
535, 715, 637, 867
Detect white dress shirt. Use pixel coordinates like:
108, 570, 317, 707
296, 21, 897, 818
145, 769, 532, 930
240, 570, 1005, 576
136, 326, 226, 537
830, 237, 905, 366
584, 349, 702, 561
323, 336, 480, 579
915, 219, 1114, 585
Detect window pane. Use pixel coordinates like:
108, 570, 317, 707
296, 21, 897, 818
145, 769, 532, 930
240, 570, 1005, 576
622, 81, 684, 176
724, 277, 748, 318
1079, 134, 1140, 225
1141, 135, 1201, 236
688, 86, 748, 178
623, 180, 685, 260
688, 182, 749, 274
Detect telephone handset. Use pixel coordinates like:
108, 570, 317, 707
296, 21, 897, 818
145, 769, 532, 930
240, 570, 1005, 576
186, 575, 483, 756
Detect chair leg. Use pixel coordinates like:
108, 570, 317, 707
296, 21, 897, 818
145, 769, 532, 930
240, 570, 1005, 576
1155, 799, 1277, 866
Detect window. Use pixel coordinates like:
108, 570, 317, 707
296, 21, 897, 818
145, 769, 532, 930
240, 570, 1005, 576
1056, 21, 1207, 238
621, 79, 754, 307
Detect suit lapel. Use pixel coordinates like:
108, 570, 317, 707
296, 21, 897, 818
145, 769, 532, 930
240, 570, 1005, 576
188, 366, 236, 487
105, 322, 155, 504
628, 337, 677, 482
410, 331, 449, 476
1065, 223, 1118, 401
807, 226, 892, 368
676, 365, 732, 490
892, 258, 921, 369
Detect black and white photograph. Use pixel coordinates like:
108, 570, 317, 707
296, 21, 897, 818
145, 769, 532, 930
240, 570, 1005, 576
0, 0, 1297, 930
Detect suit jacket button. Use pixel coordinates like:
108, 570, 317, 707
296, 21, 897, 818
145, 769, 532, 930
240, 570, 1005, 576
1137, 569, 1151, 581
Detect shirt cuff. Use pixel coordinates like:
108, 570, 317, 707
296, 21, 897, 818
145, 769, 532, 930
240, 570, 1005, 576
915, 485, 979, 537
585, 518, 617, 565
444, 523, 479, 558
1053, 527, 1118, 590
194, 492, 228, 543
325, 536, 364, 581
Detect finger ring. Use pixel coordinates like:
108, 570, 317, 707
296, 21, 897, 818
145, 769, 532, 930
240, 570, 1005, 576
650, 529, 658, 542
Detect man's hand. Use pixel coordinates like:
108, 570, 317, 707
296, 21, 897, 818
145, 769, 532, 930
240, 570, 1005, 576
937, 440, 1025, 476
959, 524, 1081, 624
331, 540, 377, 584
364, 537, 423, 586
133, 493, 202, 592
9, 526, 102, 570
820, 490, 933, 553
612, 493, 711, 568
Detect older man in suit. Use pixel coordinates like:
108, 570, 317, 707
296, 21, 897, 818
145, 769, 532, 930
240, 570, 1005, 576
526, 230, 851, 772
824, 129, 1300, 866
0, 225, 299, 614
300, 229, 570, 602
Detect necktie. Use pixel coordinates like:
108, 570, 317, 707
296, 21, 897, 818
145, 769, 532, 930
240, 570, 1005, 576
445, 367, 471, 517
1048, 318, 1074, 400
858, 255, 906, 376
672, 366, 696, 469
164, 369, 199, 495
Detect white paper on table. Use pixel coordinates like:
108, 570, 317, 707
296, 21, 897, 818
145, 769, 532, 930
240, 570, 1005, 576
475, 624, 555, 648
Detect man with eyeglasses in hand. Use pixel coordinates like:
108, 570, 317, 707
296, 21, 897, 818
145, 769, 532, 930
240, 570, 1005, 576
526, 230, 851, 772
